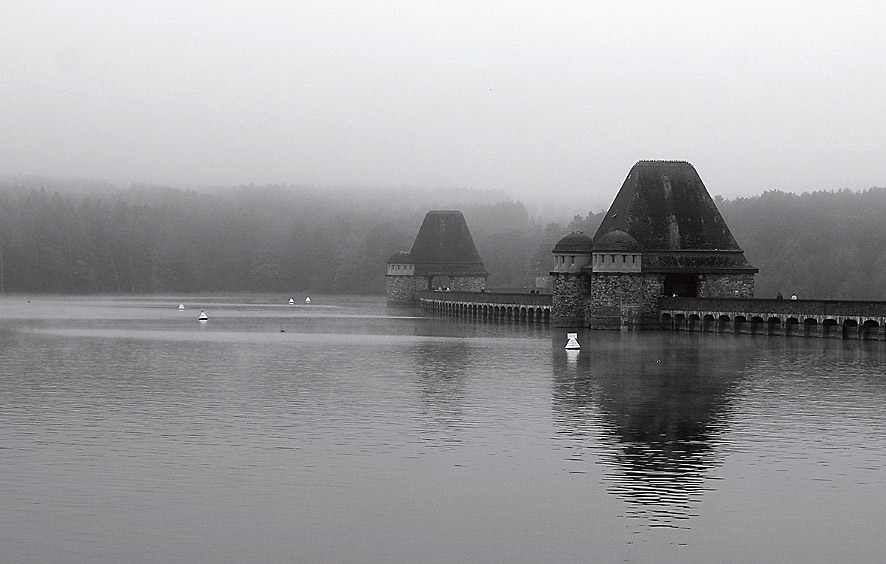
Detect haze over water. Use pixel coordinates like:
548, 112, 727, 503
2, 295, 885, 563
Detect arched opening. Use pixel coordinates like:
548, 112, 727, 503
842, 319, 859, 339
803, 318, 818, 337
663, 274, 698, 298
767, 316, 782, 336
822, 319, 838, 338
734, 315, 747, 334
862, 320, 880, 340
717, 314, 730, 333
785, 317, 799, 337
674, 313, 686, 331
661, 312, 673, 330
687, 313, 701, 332
702, 314, 715, 332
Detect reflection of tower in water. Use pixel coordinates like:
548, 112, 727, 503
552, 333, 749, 528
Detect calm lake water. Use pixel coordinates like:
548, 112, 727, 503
2, 295, 885, 564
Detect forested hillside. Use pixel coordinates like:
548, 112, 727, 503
1, 180, 885, 300
0, 182, 562, 295
720, 188, 886, 300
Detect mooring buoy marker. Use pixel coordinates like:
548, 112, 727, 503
565, 333, 580, 350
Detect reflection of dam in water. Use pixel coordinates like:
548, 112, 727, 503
551, 332, 748, 527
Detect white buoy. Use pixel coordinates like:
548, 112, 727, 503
198, 309, 208, 322
305, 297, 311, 304
289, 298, 295, 305
178, 304, 185, 310
565, 333, 580, 350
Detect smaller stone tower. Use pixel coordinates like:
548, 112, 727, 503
589, 230, 649, 329
387, 210, 488, 304
550, 232, 594, 326
386, 251, 421, 303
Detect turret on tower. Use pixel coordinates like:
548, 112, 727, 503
551, 232, 593, 326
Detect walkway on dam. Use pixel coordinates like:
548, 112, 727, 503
419, 290, 552, 323
661, 297, 886, 340
417, 292, 886, 339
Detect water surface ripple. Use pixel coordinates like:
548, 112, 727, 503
2, 296, 885, 564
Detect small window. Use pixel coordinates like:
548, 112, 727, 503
570, 256, 575, 265
610, 254, 615, 262
622, 255, 626, 263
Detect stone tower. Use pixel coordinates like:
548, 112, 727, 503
387, 210, 488, 304
550, 231, 594, 327
551, 160, 757, 328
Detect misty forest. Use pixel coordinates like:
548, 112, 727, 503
2, 178, 886, 301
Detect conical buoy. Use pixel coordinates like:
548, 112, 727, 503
198, 309, 208, 322
565, 333, 580, 350
305, 297, 311, 304
178, 304, 185, 310
289, 298, 295, 305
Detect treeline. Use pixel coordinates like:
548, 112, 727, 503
0, 182, 580, 295
1, 180, 885, 300
719, 188, 886, 300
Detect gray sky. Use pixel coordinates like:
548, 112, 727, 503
3, 1, 885, 210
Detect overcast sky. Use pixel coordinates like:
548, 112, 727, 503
3, 1, 885, 210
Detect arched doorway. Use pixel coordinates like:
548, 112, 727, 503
663, 274, 698, 297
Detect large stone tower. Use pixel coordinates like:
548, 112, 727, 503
387, 210, 488, 304
551, 160, 757, 328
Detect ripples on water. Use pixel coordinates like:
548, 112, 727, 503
2, 296, 886, 564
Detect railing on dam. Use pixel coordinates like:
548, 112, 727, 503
419, 290, 552, 323
660, 297, 886, 340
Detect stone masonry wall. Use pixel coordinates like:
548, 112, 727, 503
449, 276, 487, 292
698, 273, 755, 299
387, 275, 430, 303
389, 275, 486, 303
552, 272, 590, 327
589, 273, 663, 329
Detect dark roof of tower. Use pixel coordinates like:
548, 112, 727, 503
593, 161, 741, 251
553, 232, 594, 253
409, 210, 488, 276
594, 229, 640, 252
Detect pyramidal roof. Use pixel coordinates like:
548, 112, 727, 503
594, 161, 740, 251
409, 211, 488, 276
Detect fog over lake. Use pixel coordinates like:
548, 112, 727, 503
4, 2, 886, 208
2, 296, 885, 563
